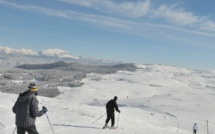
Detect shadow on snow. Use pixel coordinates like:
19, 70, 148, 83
52, 124, 100, 129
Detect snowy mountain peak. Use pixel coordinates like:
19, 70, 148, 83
0, 46, 38, 56
38, 49, 79, 59
0, 46, 79, 59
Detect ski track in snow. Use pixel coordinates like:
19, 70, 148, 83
1, 64, 215, 134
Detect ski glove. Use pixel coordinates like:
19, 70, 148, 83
42, 106, 48, 113
118, 110, 121, 113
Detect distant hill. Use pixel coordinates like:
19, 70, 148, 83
0, 60, 136, 97
16, 61, 136, 73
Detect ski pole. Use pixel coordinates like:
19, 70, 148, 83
12, 126, 16, 134
92, 113, 106, 124
116, 113, 120, 128
45, 113, 55, 134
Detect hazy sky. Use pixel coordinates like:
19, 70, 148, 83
0, 0, 215, 70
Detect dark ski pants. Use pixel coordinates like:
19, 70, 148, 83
17, 125, 39, 134
105, 112, 115, 126
193, 130, 197, 134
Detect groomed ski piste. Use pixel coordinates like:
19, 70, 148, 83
1, 64, 215, 134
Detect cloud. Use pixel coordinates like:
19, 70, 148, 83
200, 21, 215, 32
57, 0, 97, 7
0, 0, 136, 29
153, 5, 204, 26
57, 0, 151, 18
144, 23, 215, 37
1, 0, 215, 40
58, 0, 215, 34
151, 3, 215, 37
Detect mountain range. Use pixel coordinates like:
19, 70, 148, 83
0, 46, 120, 68
0, 46, 78, 58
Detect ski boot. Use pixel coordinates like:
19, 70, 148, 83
102, 124, 108, 129
109, 125, 115, 129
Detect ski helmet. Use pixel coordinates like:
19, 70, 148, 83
28, 83, 38, 92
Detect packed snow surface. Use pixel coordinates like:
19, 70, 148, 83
1, 64, 215, 134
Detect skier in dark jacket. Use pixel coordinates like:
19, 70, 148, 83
103, 96, 120, 129
12, 83, 48, 134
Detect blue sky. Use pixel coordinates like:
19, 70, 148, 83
0, 0, 215, 70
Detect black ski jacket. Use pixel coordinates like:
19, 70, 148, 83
106, 99, 120, 113
12, 91, 45, 127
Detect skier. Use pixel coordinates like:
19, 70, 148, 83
193, 123, 198, 134
12, 83, 48, 134
103, 96, 120, 129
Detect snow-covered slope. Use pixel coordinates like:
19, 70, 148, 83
1, 64, 215, 134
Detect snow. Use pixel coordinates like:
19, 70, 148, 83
39, 49, 79, 59
1, 64, 215, 134
0, 46, 38, 56
0, 46, 79, 59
